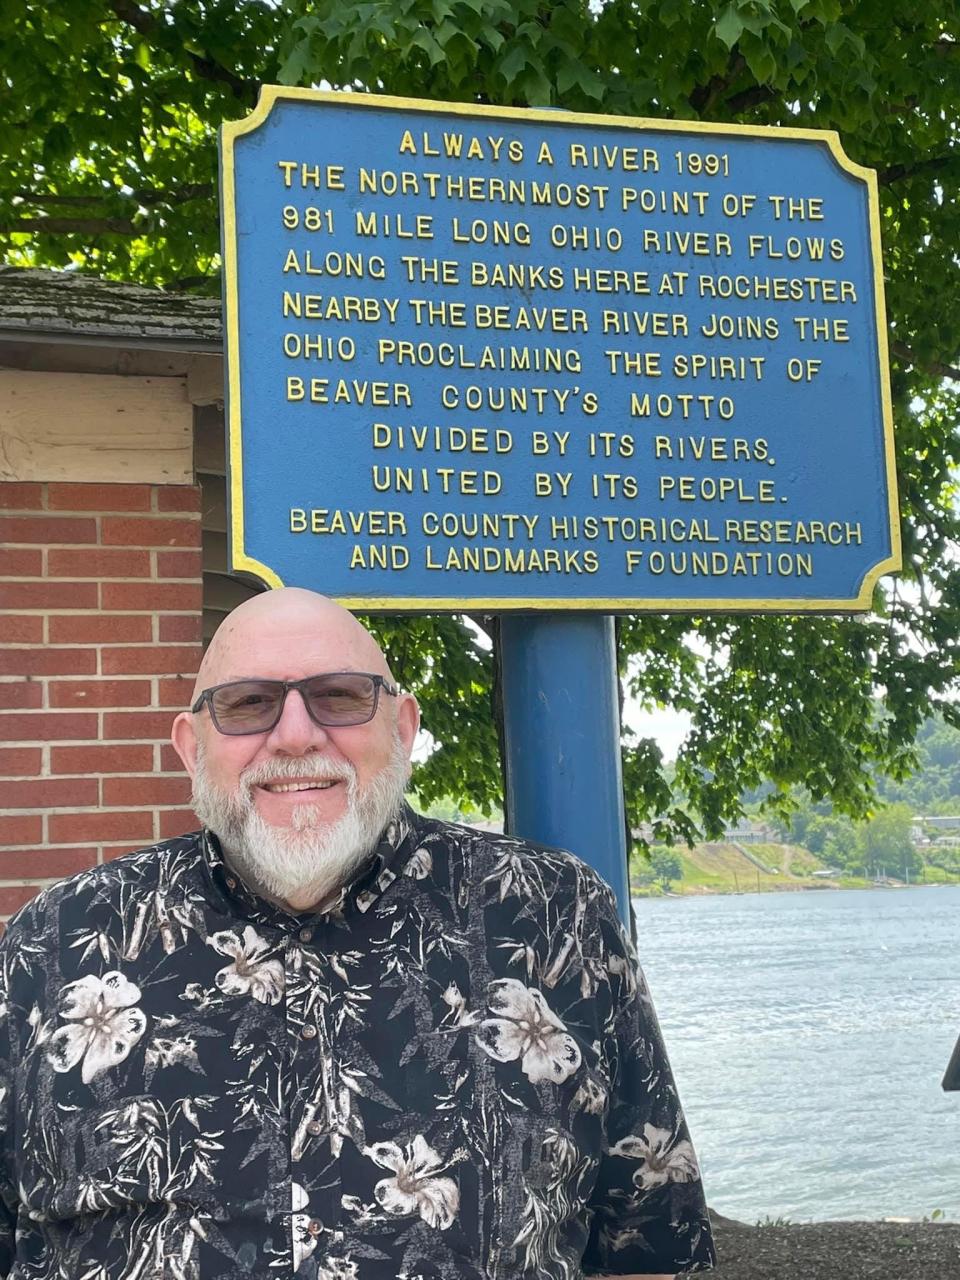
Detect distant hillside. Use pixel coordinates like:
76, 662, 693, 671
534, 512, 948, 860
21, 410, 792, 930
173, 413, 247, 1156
632, 840, 850, 895
632, 838, 959, 895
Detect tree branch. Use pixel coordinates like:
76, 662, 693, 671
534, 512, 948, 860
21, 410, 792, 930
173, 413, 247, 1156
13, 192, 106, 208
0, 216, 137, 235
879, 154, 960, 185
688, 53, 748, 114
723, 82, 782, 113
13, 183, 215, 210
109, 0, 258, 103
891, 340, 960, 383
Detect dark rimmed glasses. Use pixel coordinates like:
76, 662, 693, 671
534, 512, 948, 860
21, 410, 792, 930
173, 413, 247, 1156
191, 672, 399, 736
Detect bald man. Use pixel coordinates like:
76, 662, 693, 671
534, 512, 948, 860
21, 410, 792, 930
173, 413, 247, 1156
0, 591, 715, 1280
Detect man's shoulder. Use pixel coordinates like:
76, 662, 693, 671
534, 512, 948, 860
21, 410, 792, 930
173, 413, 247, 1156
410, 810, 613, 900
2, 831, 204, 942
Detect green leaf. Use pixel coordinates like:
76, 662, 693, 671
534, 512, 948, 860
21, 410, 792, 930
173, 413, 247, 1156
742, 40, 778, 83
276, 40, 311, 86
408, 27, 446, 66
497, 41, 528, 85
714, 5, 744, 49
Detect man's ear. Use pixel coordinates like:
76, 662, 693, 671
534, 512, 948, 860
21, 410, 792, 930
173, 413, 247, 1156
171, 711, 199, 778
396, 693, 420, 758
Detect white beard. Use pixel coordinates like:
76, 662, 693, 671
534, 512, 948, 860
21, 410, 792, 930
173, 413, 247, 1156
191, 736, 410, 911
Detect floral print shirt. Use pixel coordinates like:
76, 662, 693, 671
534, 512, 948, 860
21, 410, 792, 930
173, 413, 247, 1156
0, 807, 715, 1278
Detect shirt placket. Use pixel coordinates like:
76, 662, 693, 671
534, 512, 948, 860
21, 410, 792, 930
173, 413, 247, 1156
285, 921, 343, 1265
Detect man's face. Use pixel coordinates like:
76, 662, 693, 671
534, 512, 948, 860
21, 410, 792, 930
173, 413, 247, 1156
185, 611, 415, 834
171, 598, 420, 907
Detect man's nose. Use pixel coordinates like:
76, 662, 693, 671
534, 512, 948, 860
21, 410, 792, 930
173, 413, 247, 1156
264, 687, 329, 753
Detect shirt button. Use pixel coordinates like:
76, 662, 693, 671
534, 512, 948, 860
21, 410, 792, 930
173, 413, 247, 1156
298, 926, 314, 943
307, 1219, 323, 1236
301, 1025, 317, 1040
307, 1121, 323, 1136
225, 877, 237, 890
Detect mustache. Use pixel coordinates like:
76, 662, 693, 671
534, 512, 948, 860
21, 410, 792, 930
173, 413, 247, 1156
240, 756, 357, 789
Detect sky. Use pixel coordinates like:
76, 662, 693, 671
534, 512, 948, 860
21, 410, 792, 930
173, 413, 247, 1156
623, 702, 691, 762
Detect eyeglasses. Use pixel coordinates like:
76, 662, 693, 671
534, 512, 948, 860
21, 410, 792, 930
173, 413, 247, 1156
191, 672, 399, 736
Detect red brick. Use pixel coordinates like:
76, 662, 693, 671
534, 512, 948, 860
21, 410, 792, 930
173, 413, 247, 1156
157, 486, 202, 513
0, 681, 43, 710
0, 516, 96, 544
0, 548, 43, 576
2, 581, 99, 611
49, 811, 154, 843
48, 483, 151, 512
104, 775, 192, 806
159, 744, 183, 772
0, 814, 42, 845
52, 743, 154, 774
0, 777, 99, 809
0, 615, 43, 643
0, 648, 97, 677
49, 614, 152, 644
0, 483, 44, 511
103, 843, 149, 862
157, 676, 196, 708
0, 848, 97, 878
0, 886, 42, 916
102, 645, 201, 676
48, 548, 151, 578
101, 582, 203, 612
158, 614, 203, 643
100, 516, 199, 548
49, 679, 151, 709
103, 711, 175, 739
158, 808, 200, 838
1, 712, 98, 740
0, 747, 42, 775
156, 549, 203, 579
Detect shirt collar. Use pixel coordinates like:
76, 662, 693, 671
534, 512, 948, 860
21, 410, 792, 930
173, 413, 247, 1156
198, 804, 424, 933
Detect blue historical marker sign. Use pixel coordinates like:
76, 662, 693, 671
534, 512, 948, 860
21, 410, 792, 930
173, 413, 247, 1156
220, 90, 900, 612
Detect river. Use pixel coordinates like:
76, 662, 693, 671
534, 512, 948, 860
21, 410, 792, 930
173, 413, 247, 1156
632, 884, 960, 1222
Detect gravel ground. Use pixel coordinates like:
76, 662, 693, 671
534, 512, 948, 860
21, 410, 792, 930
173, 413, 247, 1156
709, 1218, 960, 1280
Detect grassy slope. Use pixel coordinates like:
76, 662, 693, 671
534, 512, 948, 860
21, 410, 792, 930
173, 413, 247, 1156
633, 842, 854, 896
632, 841, 960, 895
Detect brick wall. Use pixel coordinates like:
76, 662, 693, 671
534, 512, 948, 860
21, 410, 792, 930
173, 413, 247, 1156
0, 481, 204, 919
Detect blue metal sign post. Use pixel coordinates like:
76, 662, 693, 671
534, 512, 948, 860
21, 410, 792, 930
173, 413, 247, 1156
500, 614, 629, 917
220, 90, 899, 922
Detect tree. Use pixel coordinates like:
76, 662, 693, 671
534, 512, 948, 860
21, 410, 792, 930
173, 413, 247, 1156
5, 2, 960, 843
650, 848, 684, 891
855, 803, 920, 878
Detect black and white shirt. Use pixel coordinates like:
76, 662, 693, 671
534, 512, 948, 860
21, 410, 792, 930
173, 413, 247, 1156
0, 807, 715, 1278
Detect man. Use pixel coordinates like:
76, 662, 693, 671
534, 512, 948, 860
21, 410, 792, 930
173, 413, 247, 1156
0, 588, 715, 1279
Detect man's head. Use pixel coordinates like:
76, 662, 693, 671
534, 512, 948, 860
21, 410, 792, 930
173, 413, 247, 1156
171, 589, 420, 911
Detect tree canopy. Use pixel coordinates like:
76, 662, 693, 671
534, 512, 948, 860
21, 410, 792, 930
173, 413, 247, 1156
4, 1, 960, 843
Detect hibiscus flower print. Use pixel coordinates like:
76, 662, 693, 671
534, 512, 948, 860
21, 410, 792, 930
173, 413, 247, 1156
475, 978, 582, 1084
610, 1123, 701, 1190
365, 1134, 459, 1229
316, 1259, 358, 1280
207, 925, 284, 1004
290, 1181, 316, 1272
47, 972, 147, 1085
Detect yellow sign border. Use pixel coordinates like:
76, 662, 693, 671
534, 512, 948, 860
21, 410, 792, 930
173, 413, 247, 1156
220, 87, 901, 614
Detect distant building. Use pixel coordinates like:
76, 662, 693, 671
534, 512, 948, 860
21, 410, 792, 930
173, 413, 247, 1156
721, 818, 777, 844
633, 817, 776, 846
912, 815, 960, 846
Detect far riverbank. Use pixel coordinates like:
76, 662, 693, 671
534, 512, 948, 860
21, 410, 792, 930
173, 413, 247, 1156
630, 839, 960, 897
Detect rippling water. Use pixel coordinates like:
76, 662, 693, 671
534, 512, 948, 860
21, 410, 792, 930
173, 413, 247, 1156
632, 885, 960, 1222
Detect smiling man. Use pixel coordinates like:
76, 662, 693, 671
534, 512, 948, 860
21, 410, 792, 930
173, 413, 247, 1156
0, 589, 714, 1279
